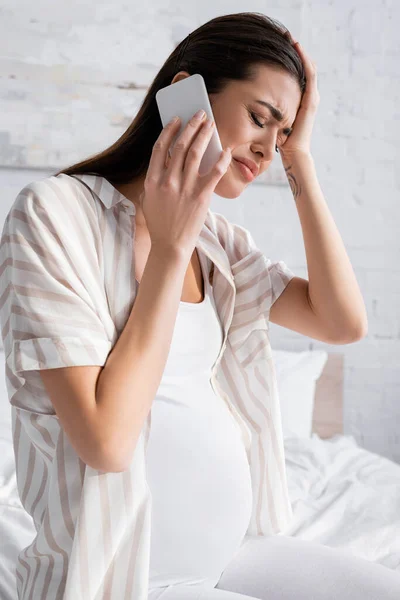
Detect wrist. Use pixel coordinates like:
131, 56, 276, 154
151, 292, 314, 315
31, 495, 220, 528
280, 150, 314, 164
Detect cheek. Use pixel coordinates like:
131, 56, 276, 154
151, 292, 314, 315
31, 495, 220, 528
215, 113, 249, 143
215, 121, 242, 148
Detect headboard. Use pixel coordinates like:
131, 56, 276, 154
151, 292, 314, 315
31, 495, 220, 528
312, 352, 344, 439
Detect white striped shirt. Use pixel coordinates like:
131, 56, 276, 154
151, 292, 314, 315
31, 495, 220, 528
0, 173, 296, 599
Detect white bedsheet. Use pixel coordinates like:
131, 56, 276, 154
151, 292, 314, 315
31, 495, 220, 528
1, 422, 399, 600
282, 433, 400, 571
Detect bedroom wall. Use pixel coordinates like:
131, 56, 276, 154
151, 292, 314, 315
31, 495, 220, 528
0, 2, 399, 462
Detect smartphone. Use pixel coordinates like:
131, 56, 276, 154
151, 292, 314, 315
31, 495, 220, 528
155, 73, 223, 176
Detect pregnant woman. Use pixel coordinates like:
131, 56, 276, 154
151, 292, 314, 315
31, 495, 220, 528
1, 10, 399, 600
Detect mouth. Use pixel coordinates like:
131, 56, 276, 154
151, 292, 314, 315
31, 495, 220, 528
232, 158, 255, 181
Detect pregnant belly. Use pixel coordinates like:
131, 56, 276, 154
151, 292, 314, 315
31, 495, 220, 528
145, 383, 253, 587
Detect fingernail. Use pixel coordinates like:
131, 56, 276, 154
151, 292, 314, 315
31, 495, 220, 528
194, 109, 206, 120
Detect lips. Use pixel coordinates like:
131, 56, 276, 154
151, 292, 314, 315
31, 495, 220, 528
233, 157, 259, 177
233, 158, 256, 181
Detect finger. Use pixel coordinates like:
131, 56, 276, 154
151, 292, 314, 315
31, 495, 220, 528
171, 117, 216, 184
200, 146, 232, 193
146, 117, 181, 184
167, 111, 207, 174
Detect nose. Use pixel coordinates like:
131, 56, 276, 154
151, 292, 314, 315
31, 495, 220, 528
253, 140, 277, 163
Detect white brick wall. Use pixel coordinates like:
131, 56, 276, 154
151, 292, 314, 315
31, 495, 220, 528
0, 1, 399, 462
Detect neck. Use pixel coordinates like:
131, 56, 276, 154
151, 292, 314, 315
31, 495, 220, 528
114, 175, 147, 228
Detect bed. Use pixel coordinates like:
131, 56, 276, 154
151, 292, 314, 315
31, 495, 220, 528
277, 350, 400, 572
1, 350, 399, 600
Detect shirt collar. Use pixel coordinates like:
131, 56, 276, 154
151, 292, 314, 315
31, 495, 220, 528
62, 173, 235, 286
67, 173, 135, 214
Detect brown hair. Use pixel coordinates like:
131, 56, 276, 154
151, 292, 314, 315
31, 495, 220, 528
53, 12, 305, 185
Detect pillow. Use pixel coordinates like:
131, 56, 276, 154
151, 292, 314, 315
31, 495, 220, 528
271, 349, 328, 439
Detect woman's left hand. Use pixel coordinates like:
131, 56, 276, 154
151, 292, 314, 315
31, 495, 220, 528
279, 37, 320, 160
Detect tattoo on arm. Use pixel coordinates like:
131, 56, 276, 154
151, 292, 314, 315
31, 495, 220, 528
284, 163, 302, 201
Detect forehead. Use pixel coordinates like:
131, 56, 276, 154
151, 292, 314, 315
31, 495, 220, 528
229, 64, 301, 121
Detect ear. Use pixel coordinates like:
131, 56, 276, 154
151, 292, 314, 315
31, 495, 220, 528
171, 71, 191, 85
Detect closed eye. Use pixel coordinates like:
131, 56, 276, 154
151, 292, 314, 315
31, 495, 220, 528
250, 111, 290, 153
250, 111, 266, 129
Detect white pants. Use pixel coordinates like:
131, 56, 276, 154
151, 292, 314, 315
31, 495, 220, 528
148, 534, 400, 600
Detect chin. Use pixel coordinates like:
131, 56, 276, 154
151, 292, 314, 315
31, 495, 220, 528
213, 165, 248, 199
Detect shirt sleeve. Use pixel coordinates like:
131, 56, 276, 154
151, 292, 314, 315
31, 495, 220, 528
218, 212, 296, 307
268, 259, 296, 306
0, 181, 112, 406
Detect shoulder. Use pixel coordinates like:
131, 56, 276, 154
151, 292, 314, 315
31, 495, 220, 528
12, 173, 98, 215
3, 174, 100, 240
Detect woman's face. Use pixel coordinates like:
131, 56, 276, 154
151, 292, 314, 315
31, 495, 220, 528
170, 65, 302, 198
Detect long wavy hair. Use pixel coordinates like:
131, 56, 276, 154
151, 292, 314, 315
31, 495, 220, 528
53, 12, 305, 185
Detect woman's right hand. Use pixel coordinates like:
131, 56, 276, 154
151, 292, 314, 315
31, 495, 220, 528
140, 110, 232, 258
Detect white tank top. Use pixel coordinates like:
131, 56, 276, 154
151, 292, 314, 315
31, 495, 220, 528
145, 249, 253, 591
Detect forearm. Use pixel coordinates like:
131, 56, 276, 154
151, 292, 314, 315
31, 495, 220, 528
95, 245, 189, 471
282, 151, 368, 339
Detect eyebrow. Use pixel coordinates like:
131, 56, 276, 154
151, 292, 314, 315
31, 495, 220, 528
254, 99, 293, 136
